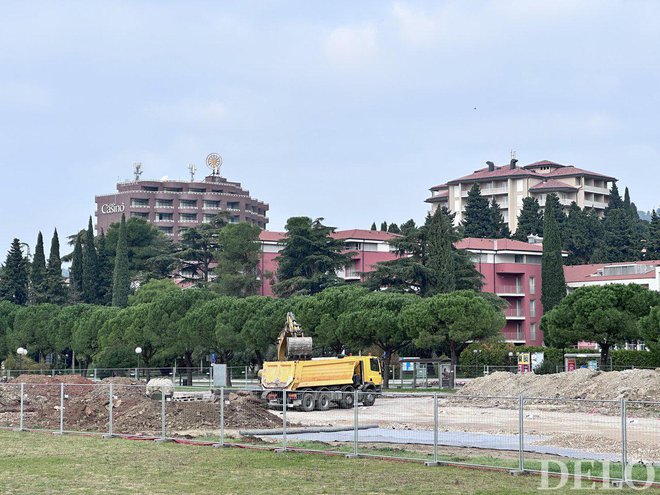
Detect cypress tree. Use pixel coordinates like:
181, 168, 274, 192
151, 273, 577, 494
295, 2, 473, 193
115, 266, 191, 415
69, 235, 84, 301
544, 193, 566, 231
606, 183, 623, 213
647, 210, 660, 260
426, 206, 457, 294
0, 239, 29, 305
29, 232, 48, 304
82, 217, 99, 304
623, 187, 632, 215
380, 221, 388, 231
112, 214, 130, 307
513, 197, 543, 241
370, 222, 377, 231
541, 196, 566, 312
387, 223, 401, 234
490, 199, 510, 238
563, 203, 602, 265
45, 229, 67, 304
96, 231, 113, 305
592, 209, 641, 262
462, 184, 493, 238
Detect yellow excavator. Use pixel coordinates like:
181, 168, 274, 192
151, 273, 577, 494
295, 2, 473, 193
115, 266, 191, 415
260, 312, 383, 411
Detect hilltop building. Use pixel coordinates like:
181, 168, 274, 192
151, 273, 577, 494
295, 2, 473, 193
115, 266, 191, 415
426, 159, 617, 234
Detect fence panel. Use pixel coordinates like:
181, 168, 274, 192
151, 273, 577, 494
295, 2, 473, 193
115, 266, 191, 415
108, 383, 161, 438
19, 383, 60, 432
624, 400, 660, 486
0, 383, 22, 430
62, 383, 110, 435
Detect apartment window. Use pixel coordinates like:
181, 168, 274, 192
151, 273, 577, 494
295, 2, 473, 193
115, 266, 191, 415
189, 188, 206, 193
230, 215, 240, 224
202, 214, 216, 223
164, 187, 183, 192
203, 200, 221, 209
142, 186, 158, 191
180, 213, 197, 223
130, 211, 149, 219
179, 199, 197, 208
530, 323, 537, 341
130, 198, 150, 208
514, 254, 524, 263
530, 300, 536, 318
156, 212, 173, 222
155, 199, 173, 208
516, 322, 524, 340
529, 276, 536, 294
227, 201, 240, 210
158, 226, 173, 235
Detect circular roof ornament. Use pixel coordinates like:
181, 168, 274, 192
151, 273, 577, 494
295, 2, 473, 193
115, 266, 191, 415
206, 153, 222, 175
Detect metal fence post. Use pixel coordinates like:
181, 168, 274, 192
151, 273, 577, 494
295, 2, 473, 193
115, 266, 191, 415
621, 398, 628, 484
426, 393, 439, 466
160, 385, 166, 440
282, 390, 287, 451
18, 383, 24, 431
59, 383, 64, 434
108, 383, 113, 437
346, 389, 358, 457
244, 365, 248, 386
518, 395, 524, 473
220, 387, 225, 446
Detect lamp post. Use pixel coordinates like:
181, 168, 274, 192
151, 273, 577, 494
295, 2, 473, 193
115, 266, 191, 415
16, 347, 27, 374
135, 347, 142, 381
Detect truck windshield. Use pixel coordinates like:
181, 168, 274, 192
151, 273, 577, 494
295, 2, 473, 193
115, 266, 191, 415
370, 358, 380, 372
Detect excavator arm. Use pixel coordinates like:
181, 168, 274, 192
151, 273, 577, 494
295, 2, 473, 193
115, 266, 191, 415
276, 312, 313, 361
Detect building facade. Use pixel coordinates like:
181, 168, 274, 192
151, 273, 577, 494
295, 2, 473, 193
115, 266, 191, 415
564, 261, 660, 292
456, 238, 546, 346
258, 229, 400, 296
95, 174, 268, 242
426, 159, 617, 234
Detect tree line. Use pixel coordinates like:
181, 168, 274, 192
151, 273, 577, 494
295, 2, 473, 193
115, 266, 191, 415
459, 184, 659, 264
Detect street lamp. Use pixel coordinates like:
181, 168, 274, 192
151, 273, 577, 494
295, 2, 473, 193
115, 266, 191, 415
16, 347, 27, 374
135, 347, 142, 381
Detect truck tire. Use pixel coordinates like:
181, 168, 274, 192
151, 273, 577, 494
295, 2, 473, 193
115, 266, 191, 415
362, 390, 376, 407
316, 391, 331, 411
301, 392, 316, 412
339, 386, 355, 409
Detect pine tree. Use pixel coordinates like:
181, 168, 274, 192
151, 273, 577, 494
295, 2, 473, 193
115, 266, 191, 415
96, 231, 113, 305
592, 209, 641, 263
370, 222, 377, 231
606, 183, 623, 213
45, 229, 67, 304
400, 219, 417, 236
387, 223, 401, 234
112, 214, 130, 307
541, 196, 566, 312
513, 197, 543, 241
69, 235, 84, 302
647, 210, 660, 260
82, 217, 99, 304
0, 239, 29, 305
29, 232, 48, 304
623, 187, 631, 215
563, 203, 602, 265
489, 199, 510, 238
462, 184, 493, 238
544, 193, 566, 231
380, 221, 388, 231
426, 207, 457, 294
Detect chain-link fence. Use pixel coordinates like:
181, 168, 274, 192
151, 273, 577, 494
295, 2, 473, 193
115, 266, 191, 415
0, 380, 658, 487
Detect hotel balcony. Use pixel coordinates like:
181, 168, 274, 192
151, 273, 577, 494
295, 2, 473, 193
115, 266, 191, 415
504, 308, 526, 320
496, 285, 525, 297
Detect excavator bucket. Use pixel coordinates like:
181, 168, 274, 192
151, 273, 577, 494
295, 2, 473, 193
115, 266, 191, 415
285, 337, 313, 359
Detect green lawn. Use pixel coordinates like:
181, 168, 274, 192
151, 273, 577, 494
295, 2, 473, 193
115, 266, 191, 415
0, 430, 651, 494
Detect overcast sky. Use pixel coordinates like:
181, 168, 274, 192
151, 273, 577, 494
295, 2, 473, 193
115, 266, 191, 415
2, 1, 659, 256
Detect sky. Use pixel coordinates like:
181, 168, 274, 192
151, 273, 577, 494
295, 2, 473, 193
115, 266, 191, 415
1, 1, 660, 256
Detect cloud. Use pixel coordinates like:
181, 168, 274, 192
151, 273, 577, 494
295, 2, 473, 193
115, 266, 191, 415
323, 23, 378, 69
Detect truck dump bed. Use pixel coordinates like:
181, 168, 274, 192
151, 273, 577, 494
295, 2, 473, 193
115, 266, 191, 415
261, 357, 359, 390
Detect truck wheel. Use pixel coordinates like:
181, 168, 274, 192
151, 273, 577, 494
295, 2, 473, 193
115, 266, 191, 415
316, 392, 331, 411
301, 392, 316, 412
339, 386, 354, 409
362, 390, 376, 407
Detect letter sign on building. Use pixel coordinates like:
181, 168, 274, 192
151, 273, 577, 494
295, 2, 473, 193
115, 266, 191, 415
100, 203, 126, 214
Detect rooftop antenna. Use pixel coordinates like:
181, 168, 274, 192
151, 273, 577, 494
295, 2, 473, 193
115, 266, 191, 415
188, 163, 197, 182
510, 149, 516, 160
133, 162, 143, 181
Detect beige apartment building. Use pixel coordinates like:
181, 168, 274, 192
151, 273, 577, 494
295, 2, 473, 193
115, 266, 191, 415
426, 160, 617, 234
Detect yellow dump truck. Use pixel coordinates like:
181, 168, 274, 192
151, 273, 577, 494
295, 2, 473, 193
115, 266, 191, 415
260, 313, 383, 411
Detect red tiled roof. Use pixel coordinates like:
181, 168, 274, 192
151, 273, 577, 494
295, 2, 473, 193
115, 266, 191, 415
259, 231, 286, 242
528, 179, 578, 192
524, 160, 567, 168
425, 195, 449, 203
546, 166, 616, 181
564, 261, 660, 284
332, 229, 400, 241
430, 183, 448, 192
455, 238, 544, 253
447, 165, 543, 184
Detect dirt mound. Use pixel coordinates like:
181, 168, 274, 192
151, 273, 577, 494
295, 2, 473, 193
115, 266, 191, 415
11, 374, 94, 385
458, 369, 660, 401
0, 381, 280, 433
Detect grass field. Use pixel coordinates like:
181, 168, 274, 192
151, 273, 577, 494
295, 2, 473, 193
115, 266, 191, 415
0, 430, 654, 494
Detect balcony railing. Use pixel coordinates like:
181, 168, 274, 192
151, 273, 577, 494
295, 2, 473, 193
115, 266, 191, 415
504, 308, 525, 318
496, 285, 524, 295
503, 330, 525, 342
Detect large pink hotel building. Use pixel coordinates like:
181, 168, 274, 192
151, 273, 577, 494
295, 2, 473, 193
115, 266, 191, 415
259, 231, 546, 346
